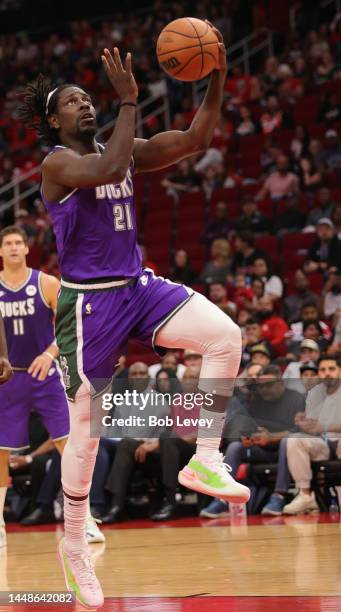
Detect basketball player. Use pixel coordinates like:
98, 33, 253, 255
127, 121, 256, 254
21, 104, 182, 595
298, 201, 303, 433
20, 22, 249, 607
0, 227, 103, 547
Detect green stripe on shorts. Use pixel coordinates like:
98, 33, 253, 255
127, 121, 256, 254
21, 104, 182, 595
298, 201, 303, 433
56, 286, 82, 400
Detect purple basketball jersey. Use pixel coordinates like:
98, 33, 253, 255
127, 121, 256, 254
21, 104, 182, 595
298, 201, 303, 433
41, 144, 142, 281
0, 268, 55, 368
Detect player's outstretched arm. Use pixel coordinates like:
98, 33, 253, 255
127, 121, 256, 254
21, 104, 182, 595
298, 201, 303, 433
134, 22, 227, 174
0, 314, 12, 383
43, 49, 138, 189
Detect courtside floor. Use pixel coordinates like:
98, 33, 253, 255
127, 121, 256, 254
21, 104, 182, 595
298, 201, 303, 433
1, 514, 341, 611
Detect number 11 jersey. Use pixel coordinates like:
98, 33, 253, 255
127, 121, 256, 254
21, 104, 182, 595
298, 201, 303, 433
0, 268, 55, 369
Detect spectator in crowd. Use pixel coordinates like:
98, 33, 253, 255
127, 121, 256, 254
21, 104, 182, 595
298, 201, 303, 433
284, 355, 341, 515
199, 238, 232, 284
151, 367, 200, 521
208, 282, 237, 319
162, 159, 201, 197
323, 269, 341, 318
241, 317, 273, 367
235, 105, 256, 137
308, 138, 324, 171
283, 339, 320, 393
154, 368, 181, 396
223, 163, 244, 190
298, 157, 322, 192
169, 249, 196, 286
277, 63, 304, 102
201, 365, 305, 518
251, 277, 265, 301
308, 30, 330, 61
314, 52, 337, 84
301, 320, 331, 354
305, 187, 335, 227
291, 125, 310, 161
101, 362, 169, 523
256, 295, 289, 355
231, 231, 266, 276
288, 301, 332, 345
260, 138, 282, 175
256, 155, 299, 201
149, 351, 186, 380
283, 270, 319, 323
232, 273, 256, 311
201, 164, 225, 199
259, 96, 292, 135
304, 218, 341, 274
299, 360, 319, 392
249, 344, 272, 368
252, 257, 283, 302
200, 201, 231, 246
261, 362, 320, 515
274, 193, 306, 234
321, 129, 341, 170
234, 198, 269, 234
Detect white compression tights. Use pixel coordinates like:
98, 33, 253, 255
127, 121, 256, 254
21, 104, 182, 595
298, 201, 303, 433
157, 291, 242, 456
62, 388, 100, 552
156, 291, 242, 397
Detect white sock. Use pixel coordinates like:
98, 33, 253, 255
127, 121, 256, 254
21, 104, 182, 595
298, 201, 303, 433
196, 408, 225, 460
63, 490, 88, 554
0, 487, 7, 526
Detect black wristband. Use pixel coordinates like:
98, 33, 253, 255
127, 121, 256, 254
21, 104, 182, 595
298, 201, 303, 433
120, 102, 137, 109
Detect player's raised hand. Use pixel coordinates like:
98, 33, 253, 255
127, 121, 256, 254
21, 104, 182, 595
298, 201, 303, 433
28, 352, 53, 382
204, 20, 227, 73
0, 357, 12, 383
101, 48, 138, 103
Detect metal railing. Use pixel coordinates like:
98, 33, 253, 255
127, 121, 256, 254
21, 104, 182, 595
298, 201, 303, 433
0, 90, 171, 215
192, 27, 273, 106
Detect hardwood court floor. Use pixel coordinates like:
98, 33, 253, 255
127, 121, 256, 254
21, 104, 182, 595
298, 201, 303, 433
1, 514, 341, 611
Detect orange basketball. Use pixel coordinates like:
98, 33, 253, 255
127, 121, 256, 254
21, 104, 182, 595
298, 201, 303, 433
156, 17, 220, 82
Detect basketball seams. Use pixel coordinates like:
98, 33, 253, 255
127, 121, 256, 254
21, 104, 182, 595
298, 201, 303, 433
173, 50, 217, 78
185, 17, 204, 79
157, 41, 219, 57
161, 28, 201, 39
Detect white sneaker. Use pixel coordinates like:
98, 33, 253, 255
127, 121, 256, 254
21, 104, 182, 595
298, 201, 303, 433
283, 491, 319, 515
0, 524, 6, 548
85, 516, 105, 544
178, 451, 250, 503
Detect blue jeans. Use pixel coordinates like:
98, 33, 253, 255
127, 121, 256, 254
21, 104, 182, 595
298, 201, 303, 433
224, 438, 290, 493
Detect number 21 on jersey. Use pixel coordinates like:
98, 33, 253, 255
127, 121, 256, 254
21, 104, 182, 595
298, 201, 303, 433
113, 203, 133, 231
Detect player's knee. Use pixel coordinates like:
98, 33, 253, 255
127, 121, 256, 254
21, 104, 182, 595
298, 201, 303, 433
207, 318, 242, 355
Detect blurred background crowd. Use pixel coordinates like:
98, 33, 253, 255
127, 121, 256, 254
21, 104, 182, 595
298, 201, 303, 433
1, 0, 341, 525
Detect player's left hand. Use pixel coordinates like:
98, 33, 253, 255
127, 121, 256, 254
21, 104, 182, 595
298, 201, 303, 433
28, 353, 53, 381
0, 357, 13, 383
204, 20, 227, 73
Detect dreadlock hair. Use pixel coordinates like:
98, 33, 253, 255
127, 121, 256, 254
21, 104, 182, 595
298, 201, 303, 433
19, 74, 77, 147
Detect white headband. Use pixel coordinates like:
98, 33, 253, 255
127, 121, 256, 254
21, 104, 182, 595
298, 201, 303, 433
45, 87, 58, 115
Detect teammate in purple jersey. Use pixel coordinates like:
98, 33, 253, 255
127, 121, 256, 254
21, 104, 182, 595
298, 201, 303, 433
20, 22, 249, 607
0, 227, 102, 548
